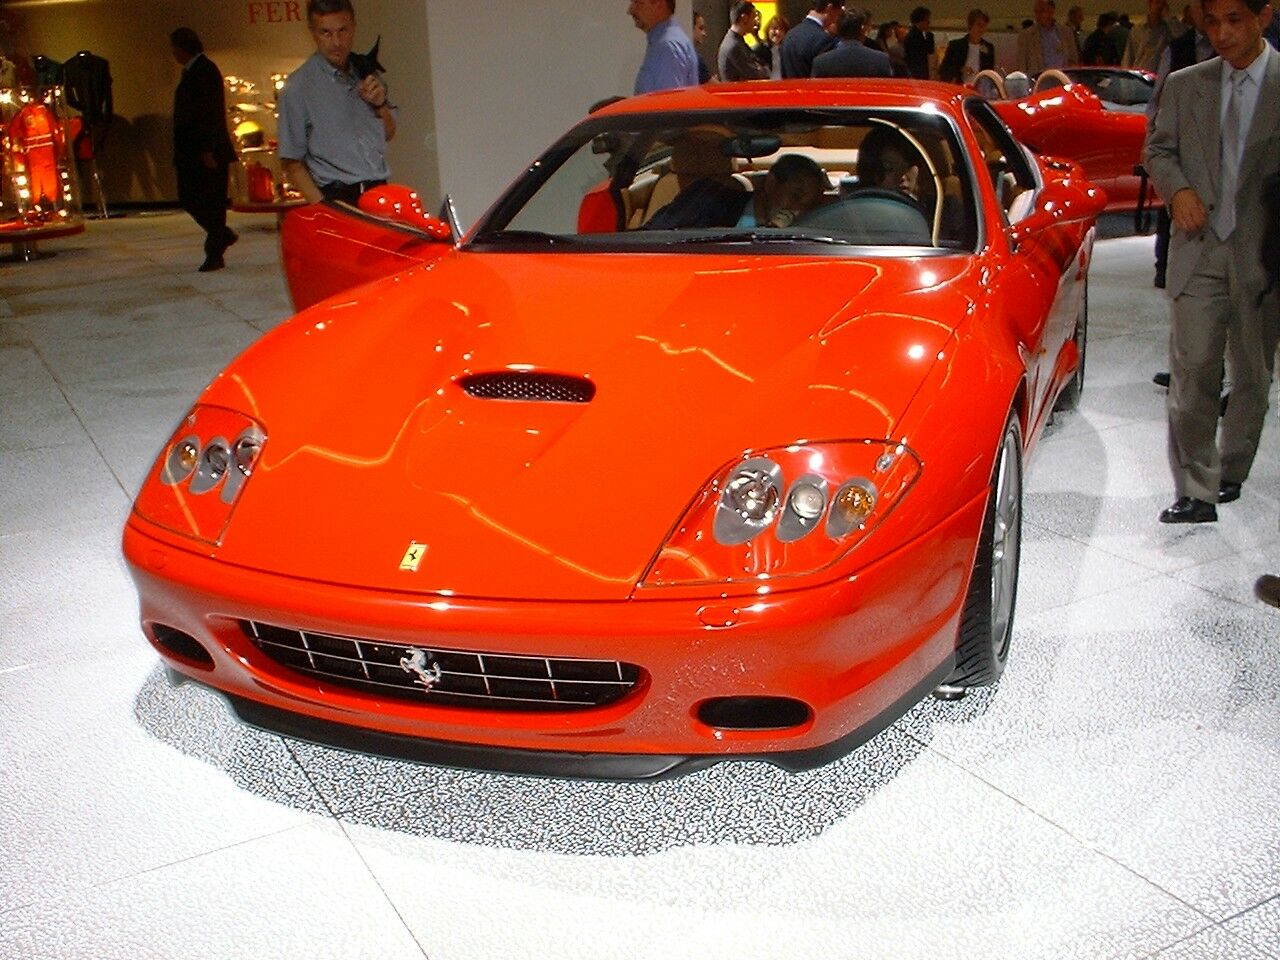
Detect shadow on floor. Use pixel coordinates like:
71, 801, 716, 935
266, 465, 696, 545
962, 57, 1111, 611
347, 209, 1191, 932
130, 664, 1001, 855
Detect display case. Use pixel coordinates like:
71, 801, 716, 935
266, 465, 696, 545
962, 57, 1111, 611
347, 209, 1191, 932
0, 84, 85, 259
225, 72, 306, 213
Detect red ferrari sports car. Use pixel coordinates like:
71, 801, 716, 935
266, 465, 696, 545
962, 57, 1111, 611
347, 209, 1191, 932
124, 81, 1103, 779
987, 67, 1158, 211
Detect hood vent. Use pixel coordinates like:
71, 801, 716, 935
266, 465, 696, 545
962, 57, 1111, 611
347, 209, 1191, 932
460, 371, 595, 403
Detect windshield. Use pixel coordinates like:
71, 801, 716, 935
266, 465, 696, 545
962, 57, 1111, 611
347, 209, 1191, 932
469, 108, 979, 255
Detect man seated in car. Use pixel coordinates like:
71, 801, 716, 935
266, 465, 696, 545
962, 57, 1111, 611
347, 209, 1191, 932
850, 125, 923, 202
646, 153, 828, 229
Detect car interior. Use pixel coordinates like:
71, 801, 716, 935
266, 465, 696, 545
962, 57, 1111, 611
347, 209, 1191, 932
564, 116, 979, 250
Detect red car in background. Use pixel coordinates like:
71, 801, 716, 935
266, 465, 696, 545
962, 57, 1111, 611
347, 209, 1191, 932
124, 81, 1103, 779
989, 67, 1158, 211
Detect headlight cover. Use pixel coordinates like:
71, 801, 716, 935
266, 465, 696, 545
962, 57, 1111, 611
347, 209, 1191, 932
642, 439, 922, 588
133, 405, 266, 545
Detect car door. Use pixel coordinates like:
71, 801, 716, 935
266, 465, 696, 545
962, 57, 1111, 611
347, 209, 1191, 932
279, 195, 453, 312
965, 99, 1088, 436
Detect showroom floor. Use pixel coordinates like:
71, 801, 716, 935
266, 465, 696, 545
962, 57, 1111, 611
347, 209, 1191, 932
1, 213, 1278, 960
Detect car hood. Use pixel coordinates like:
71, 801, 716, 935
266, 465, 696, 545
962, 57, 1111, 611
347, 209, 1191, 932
203, 251, 973, 600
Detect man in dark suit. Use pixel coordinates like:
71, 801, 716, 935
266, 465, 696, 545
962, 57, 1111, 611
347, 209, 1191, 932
170, 27, 238, 272
781, 0, 845, 78
939, 8, 996, 83
812, 9, 892, 76
1143, 0, 1280, 523
903, 6, 937, 78
719, 2, 771, 81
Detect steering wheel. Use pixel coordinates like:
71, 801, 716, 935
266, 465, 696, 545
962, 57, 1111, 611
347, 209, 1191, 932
843, 187, 922, 208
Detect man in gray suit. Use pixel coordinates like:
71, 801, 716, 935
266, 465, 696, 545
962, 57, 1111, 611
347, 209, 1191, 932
1144, 0, 1280, 523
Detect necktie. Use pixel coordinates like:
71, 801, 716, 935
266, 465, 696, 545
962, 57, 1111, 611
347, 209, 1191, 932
1214, 69, 1248, 240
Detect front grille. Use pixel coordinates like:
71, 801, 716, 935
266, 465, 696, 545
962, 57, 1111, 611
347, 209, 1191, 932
242, 621, 640, 712
459, 372, 595, 403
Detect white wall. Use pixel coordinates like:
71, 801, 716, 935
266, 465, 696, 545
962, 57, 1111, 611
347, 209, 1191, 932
422, 2, 641, 227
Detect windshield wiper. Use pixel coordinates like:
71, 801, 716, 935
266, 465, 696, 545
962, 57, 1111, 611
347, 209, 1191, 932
470, 229, 576, 245
667, 231, 855, 246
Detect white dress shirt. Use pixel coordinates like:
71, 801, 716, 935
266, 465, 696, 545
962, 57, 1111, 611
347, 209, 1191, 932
1220, 41, 1273, 153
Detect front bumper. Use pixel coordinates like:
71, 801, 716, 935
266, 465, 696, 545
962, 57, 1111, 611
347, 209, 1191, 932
123, 491, 985, 779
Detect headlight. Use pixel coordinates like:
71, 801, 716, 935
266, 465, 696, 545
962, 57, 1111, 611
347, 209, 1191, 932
135, 405, 267, 544
643, 439, 922, 588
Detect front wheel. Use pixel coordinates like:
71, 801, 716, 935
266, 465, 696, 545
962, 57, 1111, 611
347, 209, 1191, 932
946, 412, 1023, 687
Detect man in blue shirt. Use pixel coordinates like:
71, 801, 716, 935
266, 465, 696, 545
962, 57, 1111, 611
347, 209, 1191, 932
629, 0, 700, 94
278, 0, 397, 204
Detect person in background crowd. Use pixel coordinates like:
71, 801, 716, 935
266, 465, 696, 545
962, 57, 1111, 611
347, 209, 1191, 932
278, 0, 395, 205
692, 10, 714, 83
1123, 0, 1185, 70
782, 0, 846, 77
903, 6, 936, 78
812, 9, 892, 76
1264, 12, 1280, 45
761, 13, 791, 79
1143, 0, 1280, 523
1082, 12, 1122, 64
939, 8, 995, 83
873, 20, 911, 75
1111, 11, 1134, 56
1067, 4, 1086, 49
720, 2, 771, 80
169, 27, 237, 272
1016, 0, 1081, 74
629, 0, 700, 94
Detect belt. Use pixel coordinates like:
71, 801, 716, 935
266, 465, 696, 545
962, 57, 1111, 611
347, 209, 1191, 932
319, 179, 388, 204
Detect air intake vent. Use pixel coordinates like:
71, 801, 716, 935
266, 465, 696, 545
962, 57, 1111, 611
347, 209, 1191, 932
242, 621, 641, 712
460, 372, 595, 403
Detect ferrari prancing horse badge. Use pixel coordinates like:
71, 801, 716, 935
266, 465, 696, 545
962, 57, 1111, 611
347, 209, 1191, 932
400, 541, 427, 572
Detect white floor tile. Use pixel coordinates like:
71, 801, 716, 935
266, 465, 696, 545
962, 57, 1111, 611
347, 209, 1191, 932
0, 822, 426, 960
0, 646, 325, 912
902, 578, 1280, 920
0, 441, 129, 536
342, 750, 1204, 960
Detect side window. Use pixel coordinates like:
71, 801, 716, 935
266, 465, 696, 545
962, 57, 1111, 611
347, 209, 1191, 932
963, 99, 1040, 223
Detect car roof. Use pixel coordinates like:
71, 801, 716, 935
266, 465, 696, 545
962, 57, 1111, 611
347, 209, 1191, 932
592, 79, 972, 120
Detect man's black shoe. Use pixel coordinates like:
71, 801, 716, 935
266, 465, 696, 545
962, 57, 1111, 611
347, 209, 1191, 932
1255, 575, 1280, 608
198, 255, 225, 272
1219, 481, 1242, 504
1158, 497, 1217, 524
1153, 371, 1171, 388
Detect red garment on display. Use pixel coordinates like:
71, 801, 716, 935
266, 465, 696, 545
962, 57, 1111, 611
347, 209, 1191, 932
7, 103, 64, 211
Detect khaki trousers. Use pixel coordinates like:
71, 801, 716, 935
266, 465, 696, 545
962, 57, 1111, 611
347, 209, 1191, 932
1167, 233, 1280, 502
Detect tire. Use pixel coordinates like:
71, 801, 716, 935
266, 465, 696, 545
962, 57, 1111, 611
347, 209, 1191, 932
947, 412, 1023, 688
1054, 276, 1088, 412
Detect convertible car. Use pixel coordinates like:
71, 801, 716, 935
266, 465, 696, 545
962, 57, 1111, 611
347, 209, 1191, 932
124, 81, 1103, 779
982, 67, 1157, 211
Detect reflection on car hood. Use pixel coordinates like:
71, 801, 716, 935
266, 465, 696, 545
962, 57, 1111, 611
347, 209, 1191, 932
202, 250, 974, 600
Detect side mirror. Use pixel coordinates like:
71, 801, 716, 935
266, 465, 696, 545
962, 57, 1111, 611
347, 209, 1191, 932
1008, 177, 1107, 248
358, 184, 451, 240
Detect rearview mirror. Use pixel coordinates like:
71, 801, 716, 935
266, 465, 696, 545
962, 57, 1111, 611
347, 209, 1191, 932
358, 184, 451, 241
721, 133, 782, 159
